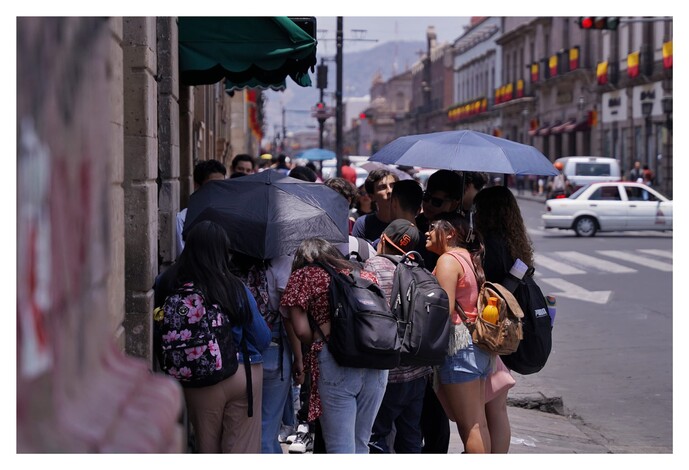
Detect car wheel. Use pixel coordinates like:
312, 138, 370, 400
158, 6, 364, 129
574, 216, 597, 237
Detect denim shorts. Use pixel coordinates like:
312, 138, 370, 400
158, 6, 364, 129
438, 341, 492, 384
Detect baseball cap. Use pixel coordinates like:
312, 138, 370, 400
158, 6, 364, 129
381, 219, 420, 255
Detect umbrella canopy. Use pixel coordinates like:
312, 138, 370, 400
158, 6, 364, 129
369, 130, 559, 176
360, 161, 413, 181
294, 148, 337, 161
182, 170, 348, 259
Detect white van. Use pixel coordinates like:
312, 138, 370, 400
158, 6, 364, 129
555, 156, 621, 190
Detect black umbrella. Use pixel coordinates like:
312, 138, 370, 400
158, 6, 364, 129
182, 170, 349, 259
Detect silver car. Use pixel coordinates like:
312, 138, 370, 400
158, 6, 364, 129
542, 181, 673, 237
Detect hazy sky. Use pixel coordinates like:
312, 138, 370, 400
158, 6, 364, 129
314, 17, 472, 54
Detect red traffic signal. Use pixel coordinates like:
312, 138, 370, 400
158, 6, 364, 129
579, 17, 594, 29
578, 16, 619, 30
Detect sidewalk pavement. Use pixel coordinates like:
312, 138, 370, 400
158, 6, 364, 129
448, 379, 611, 454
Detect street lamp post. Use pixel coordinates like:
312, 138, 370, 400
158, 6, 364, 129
661, 96, 673, 196
641, 100, 653, 169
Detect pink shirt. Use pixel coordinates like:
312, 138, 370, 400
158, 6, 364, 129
437, 250, 480, 323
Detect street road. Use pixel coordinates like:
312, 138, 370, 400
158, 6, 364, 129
514, 197, 673, 453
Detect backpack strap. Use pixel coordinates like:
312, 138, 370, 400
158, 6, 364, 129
240, 333, 253, 417
356, 237, 369, 261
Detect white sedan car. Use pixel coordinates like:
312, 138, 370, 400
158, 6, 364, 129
542, 181, 672, 237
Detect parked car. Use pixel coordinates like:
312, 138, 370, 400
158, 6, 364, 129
554, 156, 621, 191
542, 181, 672, 237
321, 159, 369, 187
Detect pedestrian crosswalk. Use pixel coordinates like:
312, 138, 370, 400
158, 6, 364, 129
533, 248, 672, 278
531, 248, 672, 304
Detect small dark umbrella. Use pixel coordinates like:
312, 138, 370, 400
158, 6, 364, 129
183, 169, 348, 259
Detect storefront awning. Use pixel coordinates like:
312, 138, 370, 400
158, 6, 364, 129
551, 119, 575, 134
538, 123, 552, 137
178, 17, 317, 90
564, 119, 590, 133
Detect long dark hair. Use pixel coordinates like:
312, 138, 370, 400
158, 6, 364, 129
473, 186, 534, 267
175, 220, 252, 326
291, 237, 353, 272
434, 212, 486, 287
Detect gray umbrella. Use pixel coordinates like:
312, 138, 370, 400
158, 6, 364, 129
369, 129, 559, 176
183, 170, 348, 259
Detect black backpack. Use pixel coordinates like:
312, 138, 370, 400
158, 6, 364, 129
380, 251, 450, 367
310, 262, 401, 370
500, 273, 552, 375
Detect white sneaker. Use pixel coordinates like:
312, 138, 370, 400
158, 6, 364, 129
278, 425, 295, 444
288, 424, 313, 453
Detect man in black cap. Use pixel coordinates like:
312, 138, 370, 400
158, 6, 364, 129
363, 219, 431, 454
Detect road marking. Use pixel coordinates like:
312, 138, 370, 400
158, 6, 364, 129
597, 250, 673, 272
554, 251, 637, 273
528, 227, 548, 237
534, 253, 586, 275
637, 249, 673, 259
539, 278, 612, 304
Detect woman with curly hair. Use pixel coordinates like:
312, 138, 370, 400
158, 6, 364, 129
426, 212, 492, 453
473, 185, 534, 453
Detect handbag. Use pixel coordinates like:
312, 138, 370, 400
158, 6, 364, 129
454, 260, 524, 356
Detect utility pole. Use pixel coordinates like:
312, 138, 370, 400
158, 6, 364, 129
336, 16, 343, 178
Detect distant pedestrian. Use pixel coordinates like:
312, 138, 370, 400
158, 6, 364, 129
231, 153, 256, 177
351, 169, 399, 244
642, 165, 654, 186
340, 156, 357, 185
176, 159, 226, 255
629, 161, 642, 182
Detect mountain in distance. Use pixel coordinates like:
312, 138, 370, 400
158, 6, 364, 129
264, 40, 425, 140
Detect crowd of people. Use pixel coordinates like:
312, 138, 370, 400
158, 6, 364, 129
154, 151, 535, 454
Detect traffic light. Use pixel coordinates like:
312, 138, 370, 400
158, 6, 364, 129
317, 64, 328, 90
577, 17, 620, 30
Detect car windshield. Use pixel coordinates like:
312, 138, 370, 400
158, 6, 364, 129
575, 162, 611, 176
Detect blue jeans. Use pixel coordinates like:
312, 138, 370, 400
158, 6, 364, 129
260, 338, 293, 453
316, 343, 389, 453
369, 376, 427, 453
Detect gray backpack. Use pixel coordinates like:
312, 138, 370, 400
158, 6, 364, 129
381, 251, 451, 366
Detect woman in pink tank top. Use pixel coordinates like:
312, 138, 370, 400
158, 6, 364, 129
426, 213, 492, 453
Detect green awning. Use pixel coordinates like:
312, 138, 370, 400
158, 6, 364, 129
178, 16, 317, 90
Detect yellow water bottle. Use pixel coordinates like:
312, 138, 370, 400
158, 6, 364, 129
482, 297, 499, 325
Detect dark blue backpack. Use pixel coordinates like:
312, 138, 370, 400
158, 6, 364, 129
500, 273, 552, 375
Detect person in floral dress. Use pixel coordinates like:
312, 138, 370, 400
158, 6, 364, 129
280, 237, 388, 453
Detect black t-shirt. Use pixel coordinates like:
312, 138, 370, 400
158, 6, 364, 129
351, 212, 390, 245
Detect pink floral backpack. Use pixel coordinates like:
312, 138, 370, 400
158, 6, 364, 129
155, 283, 239, 387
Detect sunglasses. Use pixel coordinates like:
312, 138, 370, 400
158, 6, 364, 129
422, 193, 452, 208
